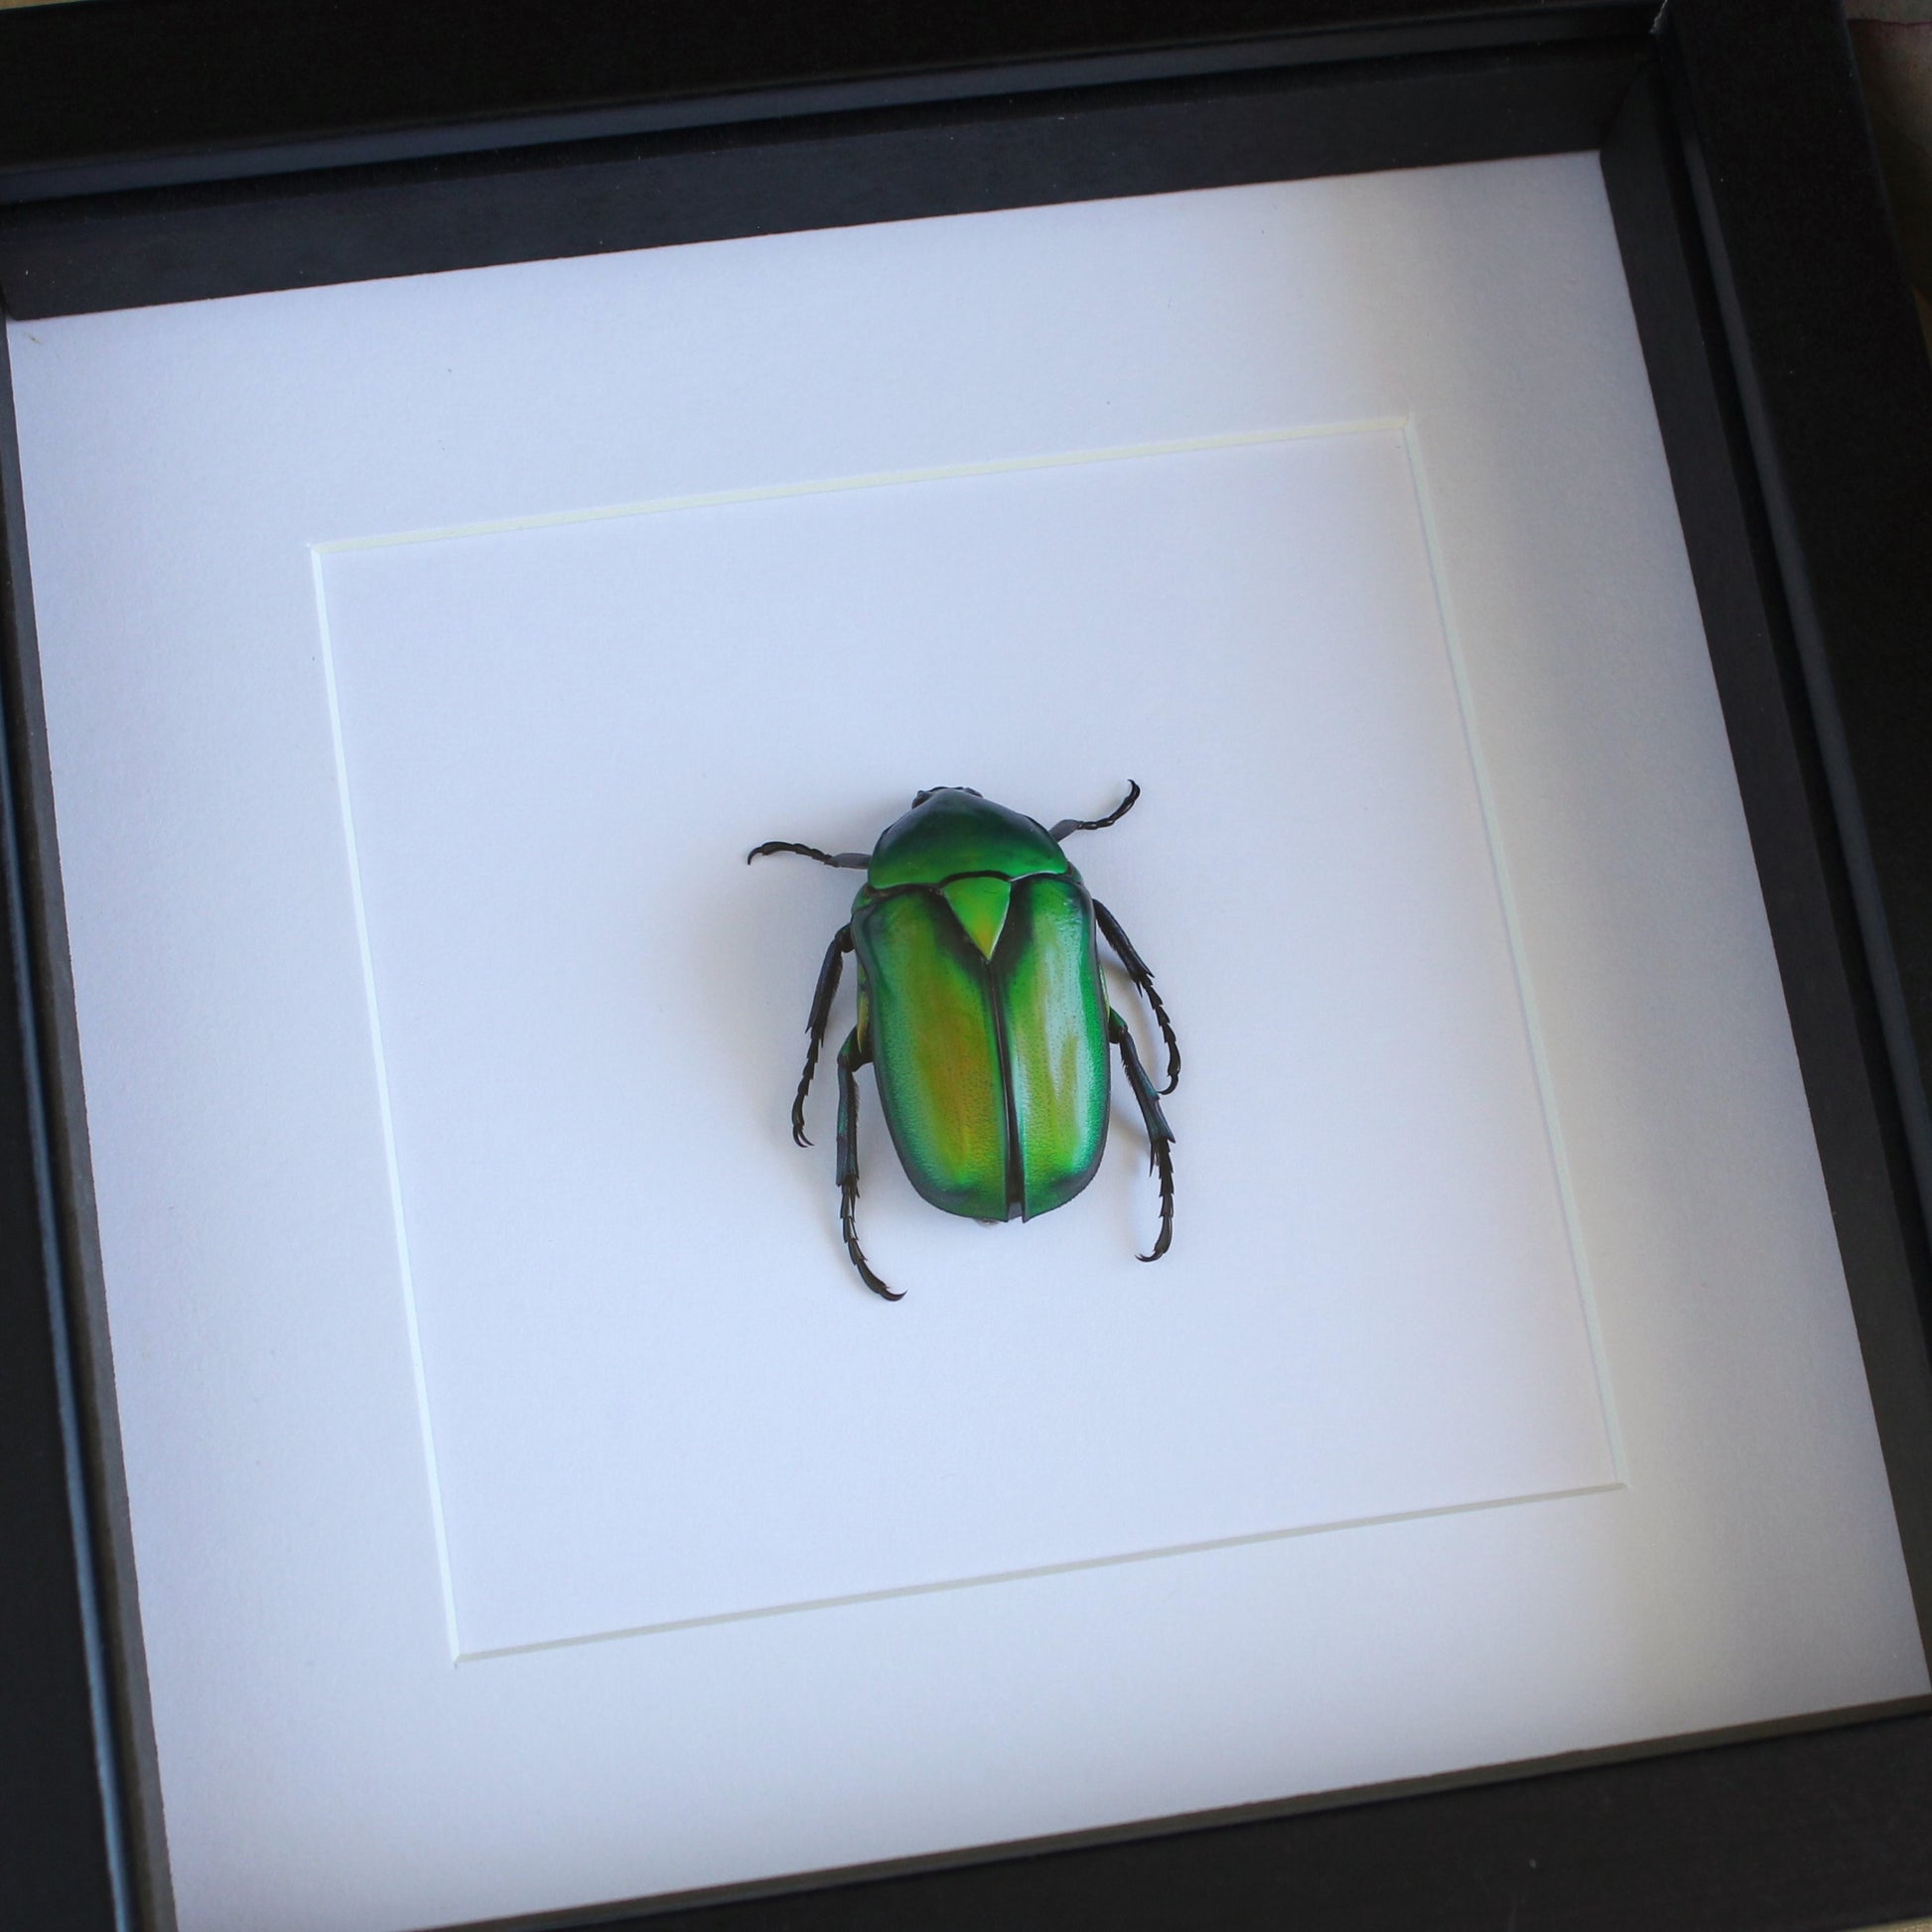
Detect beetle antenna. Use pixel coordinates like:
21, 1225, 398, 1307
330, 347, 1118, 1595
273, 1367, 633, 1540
748, 840, 871, 869
1048, 779, 1141, 841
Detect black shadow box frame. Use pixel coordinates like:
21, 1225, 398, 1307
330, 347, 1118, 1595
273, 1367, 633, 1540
4, 0, 1932, 1927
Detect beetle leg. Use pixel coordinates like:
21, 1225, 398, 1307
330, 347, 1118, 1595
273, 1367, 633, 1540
790, 925, 852, 1147
1109, 1010, 1175, 1263
1047, 779, 1141, 842
1093, 899, 1180, 1094
747, 839, 871, 868
835, 1029, 901, 1301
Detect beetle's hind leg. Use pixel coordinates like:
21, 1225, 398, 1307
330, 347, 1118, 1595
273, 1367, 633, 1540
835, 1029, 901, 1301
1094, 899, 1179, 1095
790, 926, 852, 1147
1109, 1010, 1175, 1262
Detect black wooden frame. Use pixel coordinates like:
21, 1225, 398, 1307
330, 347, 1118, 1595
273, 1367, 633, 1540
4, 1, 1932, 1928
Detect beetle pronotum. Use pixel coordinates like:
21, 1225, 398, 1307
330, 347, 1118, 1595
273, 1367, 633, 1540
749, 783, 1178, 1299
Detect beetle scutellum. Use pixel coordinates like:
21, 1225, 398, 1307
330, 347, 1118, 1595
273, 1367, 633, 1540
749, 783, 1178, 1299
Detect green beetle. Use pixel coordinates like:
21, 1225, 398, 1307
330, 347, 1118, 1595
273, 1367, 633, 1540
749, 783, 1178, 1300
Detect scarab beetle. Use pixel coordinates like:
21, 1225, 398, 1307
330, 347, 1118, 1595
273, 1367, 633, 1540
749, 782, 1178, 1300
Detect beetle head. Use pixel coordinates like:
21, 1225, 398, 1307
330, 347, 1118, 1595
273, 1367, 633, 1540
910, 785, 984, 808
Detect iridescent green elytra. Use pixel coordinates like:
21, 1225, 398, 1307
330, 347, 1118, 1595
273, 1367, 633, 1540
749, 784, 1178, 1300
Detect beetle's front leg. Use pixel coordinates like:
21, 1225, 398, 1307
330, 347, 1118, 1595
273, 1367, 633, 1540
746, 840, 871, 869
1109, 1010, 1175, 1263
791, 925, 852, 1147
835, 1027, 901, 1301
1047, 778, 1141, 840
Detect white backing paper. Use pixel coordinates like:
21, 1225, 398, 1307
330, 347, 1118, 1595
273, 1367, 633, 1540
317, 425, 1613, 1654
